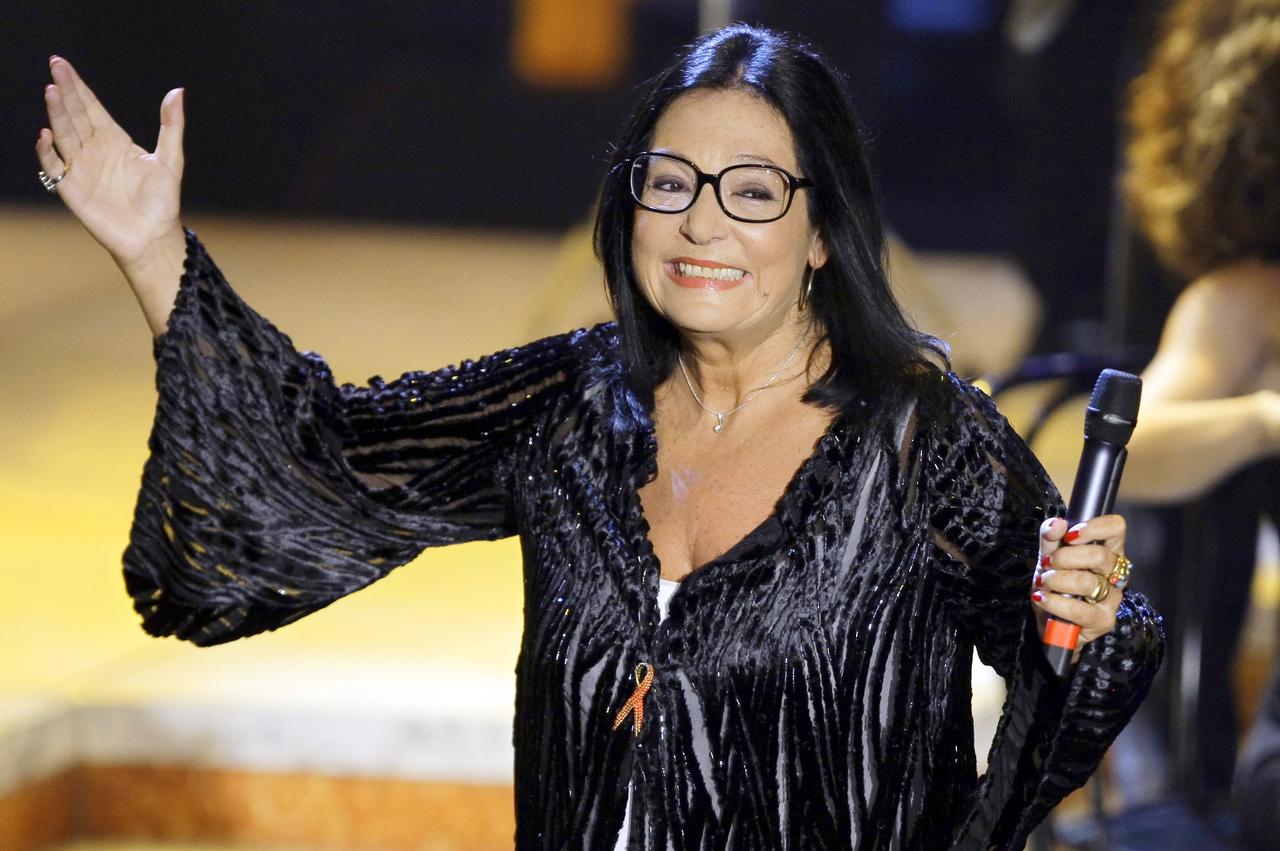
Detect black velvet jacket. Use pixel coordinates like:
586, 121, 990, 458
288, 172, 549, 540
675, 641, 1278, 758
124, 232, 1164, 850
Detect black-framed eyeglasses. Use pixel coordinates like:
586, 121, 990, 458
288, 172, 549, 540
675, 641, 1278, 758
627, 152, 813, 223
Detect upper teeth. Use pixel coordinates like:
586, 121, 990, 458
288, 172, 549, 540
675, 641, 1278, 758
678, 262, 745, 281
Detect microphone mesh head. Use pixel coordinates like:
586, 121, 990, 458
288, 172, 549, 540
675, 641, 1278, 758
1085, 369, 1142, 445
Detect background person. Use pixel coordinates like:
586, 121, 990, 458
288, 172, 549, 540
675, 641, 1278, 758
1027, 0, 1280, 814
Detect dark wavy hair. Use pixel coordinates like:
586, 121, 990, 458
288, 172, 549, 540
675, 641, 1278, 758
594, 24, 946, 415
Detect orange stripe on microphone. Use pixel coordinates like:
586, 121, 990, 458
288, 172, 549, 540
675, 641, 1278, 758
1044, 618, 1080, 650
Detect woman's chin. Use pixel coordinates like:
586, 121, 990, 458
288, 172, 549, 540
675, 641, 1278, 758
662, 305, 794, 343
657, 300, 751, 336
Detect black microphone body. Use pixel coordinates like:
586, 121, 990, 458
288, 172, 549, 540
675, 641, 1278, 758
1066, 439, 1127, 526
1042, 369, 1142, 678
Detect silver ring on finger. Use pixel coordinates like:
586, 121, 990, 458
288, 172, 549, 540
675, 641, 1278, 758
38, 164, 69, 193
1086, 571, 1110, 604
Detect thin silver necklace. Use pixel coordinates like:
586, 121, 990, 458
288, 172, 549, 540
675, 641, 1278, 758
677, 335, 807, 433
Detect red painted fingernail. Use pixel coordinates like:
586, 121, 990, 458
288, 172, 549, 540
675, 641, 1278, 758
1034, 574, 1043, 588
1031, 591, 1044, 603
1064, 529, 1081, 543
1040, 554, 1051, 567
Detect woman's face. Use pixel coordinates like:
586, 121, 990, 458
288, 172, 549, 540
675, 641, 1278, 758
630, 88, 827, 345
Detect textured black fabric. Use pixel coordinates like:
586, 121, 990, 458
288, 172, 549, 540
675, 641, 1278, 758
124, 231, 1164, 850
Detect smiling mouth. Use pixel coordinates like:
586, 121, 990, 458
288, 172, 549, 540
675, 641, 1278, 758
667, 260, 749, 289
675, 261, 746, 281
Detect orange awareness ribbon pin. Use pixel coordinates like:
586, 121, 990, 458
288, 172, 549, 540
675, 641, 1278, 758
611, 662, 655, 737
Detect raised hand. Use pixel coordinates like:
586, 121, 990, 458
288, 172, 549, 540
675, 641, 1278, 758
36, 56, 187, 335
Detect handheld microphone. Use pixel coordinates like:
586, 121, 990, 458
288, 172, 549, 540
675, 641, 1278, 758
1042, 369, 1142, 678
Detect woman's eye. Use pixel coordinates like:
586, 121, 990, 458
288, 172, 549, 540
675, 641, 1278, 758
651, 177, 689, 193
734, 185, 777, 201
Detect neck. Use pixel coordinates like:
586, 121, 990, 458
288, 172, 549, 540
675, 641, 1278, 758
677, 322, 817, 410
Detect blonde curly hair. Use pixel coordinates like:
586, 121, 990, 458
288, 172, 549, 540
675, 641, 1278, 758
1125, 0, 1280, 281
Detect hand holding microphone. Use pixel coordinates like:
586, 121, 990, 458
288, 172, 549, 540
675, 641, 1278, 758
1034, 370, 1142, 678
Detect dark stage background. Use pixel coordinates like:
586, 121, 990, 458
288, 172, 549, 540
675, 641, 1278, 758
3, 1, 1158, 345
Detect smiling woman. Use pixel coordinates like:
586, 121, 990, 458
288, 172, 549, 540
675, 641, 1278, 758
630, 90, 825, 348
623, 88, 836, 579
35, 22, 1162, 850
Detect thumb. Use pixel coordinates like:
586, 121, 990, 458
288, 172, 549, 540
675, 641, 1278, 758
155, 87, 185, 173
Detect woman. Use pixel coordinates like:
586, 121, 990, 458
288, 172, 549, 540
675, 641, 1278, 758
35, 26, 1161, 849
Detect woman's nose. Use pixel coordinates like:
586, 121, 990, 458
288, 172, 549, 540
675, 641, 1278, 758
678, 185, 729, 244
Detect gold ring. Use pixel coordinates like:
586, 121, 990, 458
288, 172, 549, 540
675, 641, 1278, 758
1108, 554, 1132, 591
1086, 572, 1110, 604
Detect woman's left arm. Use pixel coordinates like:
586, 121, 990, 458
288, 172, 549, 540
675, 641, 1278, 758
999, 513, 1166, 844
923, 377, 1164, 848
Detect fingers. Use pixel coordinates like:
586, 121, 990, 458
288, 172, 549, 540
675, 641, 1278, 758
1061, 514, 1127, 550
1032, 588, 1119, 640
1032, 513, 1128, 644
43, 56, 181, 176
45, 56, 125, 166
44, 83, 82, 161
1037, 516, 1068, 558
1037, 566, 1110, 598
1035, 514, 1127, 588
1033, 562, 1121, 637
49, 58, 96, 140
52, 56, 114, 129
155, 88, 185, 173
35, 128, 66, 177
1042, 541, 1119, 574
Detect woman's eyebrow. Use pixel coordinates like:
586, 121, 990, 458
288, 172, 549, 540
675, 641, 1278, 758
648, 148, 787, 168
730, 153, 784, 166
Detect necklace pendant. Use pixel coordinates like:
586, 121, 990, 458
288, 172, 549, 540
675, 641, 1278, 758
713, 414, 726, 433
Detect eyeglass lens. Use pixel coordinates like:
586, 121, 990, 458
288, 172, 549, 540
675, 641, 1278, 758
630, 154, 790, 222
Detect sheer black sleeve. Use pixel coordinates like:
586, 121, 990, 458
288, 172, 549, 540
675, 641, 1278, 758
921, 375, 1165, 849
122, 230, 577, 646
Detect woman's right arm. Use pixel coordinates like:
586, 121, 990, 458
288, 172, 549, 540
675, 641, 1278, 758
35, 56, 186, 337
124, 234, 579, 646
35, 58, 585, 646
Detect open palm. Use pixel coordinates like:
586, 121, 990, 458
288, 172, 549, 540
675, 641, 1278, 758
35, 57, 184, 269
